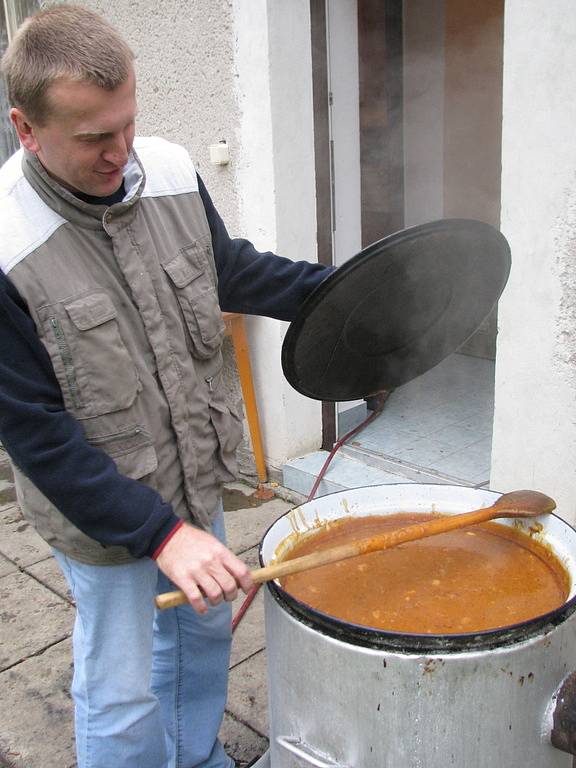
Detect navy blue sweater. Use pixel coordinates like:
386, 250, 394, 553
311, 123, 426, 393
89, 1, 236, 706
0, 175, 330, 558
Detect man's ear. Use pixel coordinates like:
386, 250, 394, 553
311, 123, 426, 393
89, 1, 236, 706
10, 108, 41, 153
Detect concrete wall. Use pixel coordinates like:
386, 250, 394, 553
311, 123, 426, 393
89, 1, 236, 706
83, 0, 241, 229
403, 0, 445, 228
491, 0, 576, 521
233, 0, 322, 469
82, 0, 323, 473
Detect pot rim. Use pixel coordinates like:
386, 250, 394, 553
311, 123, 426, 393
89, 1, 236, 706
259, 483, 576, 653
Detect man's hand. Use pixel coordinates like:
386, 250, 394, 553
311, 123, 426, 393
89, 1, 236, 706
156, 523, 253, 614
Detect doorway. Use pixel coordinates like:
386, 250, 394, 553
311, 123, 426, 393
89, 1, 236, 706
314, 0, 504, 486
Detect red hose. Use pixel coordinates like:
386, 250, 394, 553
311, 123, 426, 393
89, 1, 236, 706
232, 393, 388, 633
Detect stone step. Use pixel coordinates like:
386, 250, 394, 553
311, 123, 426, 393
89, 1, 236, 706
282, 449, 416, 500
282, 445, 480, 501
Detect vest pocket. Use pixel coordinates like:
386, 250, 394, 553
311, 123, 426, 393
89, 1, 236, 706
38, 292, 140, 417
206, 370, 244, 481
85, 424, 158, 479
162, 246, 225, 360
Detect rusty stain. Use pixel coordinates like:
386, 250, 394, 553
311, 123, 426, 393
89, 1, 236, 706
423, 658, 444, 675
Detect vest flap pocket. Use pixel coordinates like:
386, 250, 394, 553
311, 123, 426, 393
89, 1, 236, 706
39, 292, 140, 417
163, 252, 203, 288
208, 373, 243, 482
87, 425, 158, 480
163, 247, 224, 360
115, 445, 158, 480
65, 293, 117, 330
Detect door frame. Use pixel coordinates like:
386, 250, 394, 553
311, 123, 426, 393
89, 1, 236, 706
310, 0, 404, 449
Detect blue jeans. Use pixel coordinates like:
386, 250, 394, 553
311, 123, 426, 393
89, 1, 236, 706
53, 507, 234, 768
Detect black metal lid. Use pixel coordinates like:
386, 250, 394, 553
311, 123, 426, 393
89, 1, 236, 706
282, 218, 511, 401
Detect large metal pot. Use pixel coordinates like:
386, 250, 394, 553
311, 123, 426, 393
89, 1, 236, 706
259, 484, 576, 768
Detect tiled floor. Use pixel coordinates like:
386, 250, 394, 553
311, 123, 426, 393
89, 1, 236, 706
343, 353, 495, 486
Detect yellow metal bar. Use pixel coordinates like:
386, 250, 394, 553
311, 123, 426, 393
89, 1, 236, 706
223, 313, 268, 484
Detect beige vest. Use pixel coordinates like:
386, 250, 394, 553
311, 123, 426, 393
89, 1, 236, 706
0, 137, 242, 564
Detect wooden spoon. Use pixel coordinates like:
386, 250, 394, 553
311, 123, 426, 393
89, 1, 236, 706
155, 489, 556, 610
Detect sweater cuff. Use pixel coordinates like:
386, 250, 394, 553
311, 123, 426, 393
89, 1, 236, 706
150, 518, 184, 560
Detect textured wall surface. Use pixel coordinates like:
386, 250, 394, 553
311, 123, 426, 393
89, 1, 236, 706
81, 0, 257, 473
492, 0, 576, 521
232, 0, 323, 467
553, 181, 576, 391
81, 0, 240, 231
79, 0, 323, 474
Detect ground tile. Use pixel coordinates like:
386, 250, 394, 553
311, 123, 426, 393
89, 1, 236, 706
220, 711, 268, 768
352, 427, 418, 455
225, 497, 291, 555
26, 556, 74, 604
230, 547, 266, 668
227, 650, 269, 737
427, 436, 492, 481
394, 436, 460, 467
0, 638, 75, 768
0, 552, 18, 578
0, 451, 17, 512
433, 422, 493, 451
0, 570, 73, 670
0, 505, 52, 566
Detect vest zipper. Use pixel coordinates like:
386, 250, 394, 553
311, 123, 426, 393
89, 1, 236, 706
205, 375, 214, 391
50, 317, 81, 409
88, 427, 143, 446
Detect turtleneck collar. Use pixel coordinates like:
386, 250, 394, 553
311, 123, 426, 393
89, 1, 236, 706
21, 148, 146, 230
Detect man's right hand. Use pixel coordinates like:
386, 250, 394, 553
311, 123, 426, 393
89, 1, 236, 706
155, 523, 253, 614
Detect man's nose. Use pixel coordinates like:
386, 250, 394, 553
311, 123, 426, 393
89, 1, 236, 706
103, 134, 129, 167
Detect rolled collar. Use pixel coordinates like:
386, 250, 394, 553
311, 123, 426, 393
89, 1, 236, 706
22, 148, 146, 230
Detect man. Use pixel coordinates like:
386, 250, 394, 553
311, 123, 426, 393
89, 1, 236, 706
0, 5, 330, 767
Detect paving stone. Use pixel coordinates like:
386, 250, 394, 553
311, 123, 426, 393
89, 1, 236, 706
231, 547, 266, 667
0, 638, 75, 768
225, 498, 291, 555
25, 556, 74, 604
0, 506, 52, 567
219, 712, 268, 768
0, 450, 17, 513
0, 570, 73, 670
0, 480, 288, 766
0, 552, 18, 578
227, 650, 269, 737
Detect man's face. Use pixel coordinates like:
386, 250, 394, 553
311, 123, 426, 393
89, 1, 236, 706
12, 67, 137, 197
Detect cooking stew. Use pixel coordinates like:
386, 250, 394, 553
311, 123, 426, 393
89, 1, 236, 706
279, 513, 570, 634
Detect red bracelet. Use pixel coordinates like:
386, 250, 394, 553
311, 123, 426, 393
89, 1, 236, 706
151, 519, 185, 560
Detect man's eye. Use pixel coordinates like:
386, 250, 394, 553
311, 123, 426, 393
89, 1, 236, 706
80, 136, 101, 144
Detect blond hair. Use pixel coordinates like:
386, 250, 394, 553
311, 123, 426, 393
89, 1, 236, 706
1, 4, 134, 124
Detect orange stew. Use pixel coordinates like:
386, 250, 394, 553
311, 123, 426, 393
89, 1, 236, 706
279, 514, 570, 634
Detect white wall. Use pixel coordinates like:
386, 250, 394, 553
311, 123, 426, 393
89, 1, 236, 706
83, 0, 242, 230
233, 0, 323, 468
491, 0, 576, 521
85, 0, 323, 472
